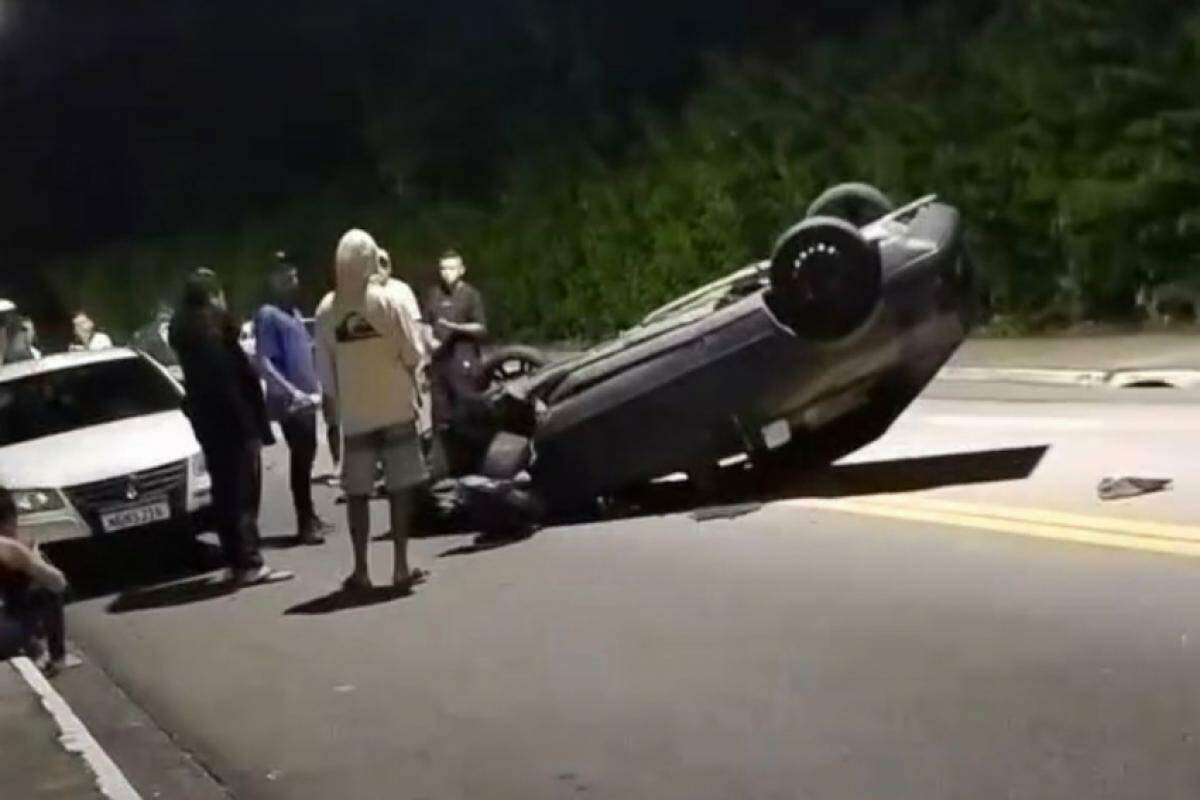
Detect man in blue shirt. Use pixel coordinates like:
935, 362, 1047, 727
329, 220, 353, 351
254, 257, 333, 545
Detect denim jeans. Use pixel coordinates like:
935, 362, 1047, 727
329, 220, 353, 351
0, 588, 65, 661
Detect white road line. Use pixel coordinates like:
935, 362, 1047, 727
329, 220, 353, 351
10, 657, 143, 800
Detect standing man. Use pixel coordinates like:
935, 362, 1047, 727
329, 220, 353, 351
315, 229, 428, 592
376, 249, 425, 337
253, 257, 333, 545
424, 249, 488, 476
376, 248, 433, 441
69, 311, 114, 351
170, 268, 293, 586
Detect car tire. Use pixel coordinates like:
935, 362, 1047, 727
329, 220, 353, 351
806, 182, 895, 227
477, 345, 550, 390
767, 216, 882, 339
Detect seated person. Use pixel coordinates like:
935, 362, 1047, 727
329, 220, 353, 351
0, 485, 77, 675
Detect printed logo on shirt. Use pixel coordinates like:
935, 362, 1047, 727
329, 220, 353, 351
335, 312, 382, 343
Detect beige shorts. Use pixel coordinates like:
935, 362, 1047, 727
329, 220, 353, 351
342, 423, 428, 497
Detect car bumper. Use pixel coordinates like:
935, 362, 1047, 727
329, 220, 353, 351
20, 507, 212, 545
19, 475, 213, 545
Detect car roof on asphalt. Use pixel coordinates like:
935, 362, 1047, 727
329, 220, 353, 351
0, 348, 138, 383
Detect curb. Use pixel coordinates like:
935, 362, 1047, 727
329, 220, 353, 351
937, 366, 1200, 389
8, 657, 143, 800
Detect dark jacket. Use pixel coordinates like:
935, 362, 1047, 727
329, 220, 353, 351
131, 321, 178, 367
169, 304, 274, 449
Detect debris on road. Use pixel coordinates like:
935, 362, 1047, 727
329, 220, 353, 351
1097, 476, 1173, 501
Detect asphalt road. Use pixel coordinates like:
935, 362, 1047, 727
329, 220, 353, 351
48, 380, 1200, 799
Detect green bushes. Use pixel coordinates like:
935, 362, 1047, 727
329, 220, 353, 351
49, 0, 1200, 341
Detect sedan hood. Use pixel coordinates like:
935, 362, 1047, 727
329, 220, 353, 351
0, 411, 201, 489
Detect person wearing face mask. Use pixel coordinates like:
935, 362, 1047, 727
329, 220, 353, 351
423, 250, 488, 476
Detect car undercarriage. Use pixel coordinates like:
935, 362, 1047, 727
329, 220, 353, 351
421, 185, 973, 535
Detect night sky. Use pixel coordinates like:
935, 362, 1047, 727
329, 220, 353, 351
0, 0, 913, 276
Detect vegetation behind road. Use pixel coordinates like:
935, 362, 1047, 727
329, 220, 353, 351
44, 0, 1200, 342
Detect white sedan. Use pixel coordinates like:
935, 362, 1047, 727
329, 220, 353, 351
0, 349, 212, 543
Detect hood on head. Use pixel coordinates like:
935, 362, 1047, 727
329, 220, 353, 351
335, 229, 379, 298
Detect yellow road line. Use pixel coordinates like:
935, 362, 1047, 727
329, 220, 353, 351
782, 496, 1200, 559
847, 495, 1200, 544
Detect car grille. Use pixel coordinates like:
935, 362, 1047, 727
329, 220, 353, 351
65, 460, 188, 519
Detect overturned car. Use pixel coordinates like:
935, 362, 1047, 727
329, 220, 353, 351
429, 185, 973, 531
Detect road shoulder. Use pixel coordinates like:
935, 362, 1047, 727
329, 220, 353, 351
2, 649, 232, 800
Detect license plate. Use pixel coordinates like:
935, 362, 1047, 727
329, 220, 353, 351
100, 500, 171, 533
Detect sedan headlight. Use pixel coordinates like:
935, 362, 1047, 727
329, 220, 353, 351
190, 451, 208, 477
13, 489, 65, 515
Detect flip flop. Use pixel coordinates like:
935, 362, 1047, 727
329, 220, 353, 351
236, 566, 295, 587
394, 567, 429, 591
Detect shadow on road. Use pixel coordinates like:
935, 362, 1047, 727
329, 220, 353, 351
767, 445, 1051, 501
438, 531, 535, 558
259, 534, 325, 551
284, 585, 414, 615
46, 532, 224, 604
589, 445, 1051, 526
106, 575, 234, 614
50, 445, 1049, 606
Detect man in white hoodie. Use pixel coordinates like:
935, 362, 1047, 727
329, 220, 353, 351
375, 248, 435, 440
315, 229, 428, 592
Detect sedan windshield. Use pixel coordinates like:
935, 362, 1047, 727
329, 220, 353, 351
0, 357, 181, 447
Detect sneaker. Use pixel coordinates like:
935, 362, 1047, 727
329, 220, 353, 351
41, 653, 83, 677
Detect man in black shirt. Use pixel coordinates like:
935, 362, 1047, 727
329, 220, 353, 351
170, 269, 293, 587
424, 250, 488, 476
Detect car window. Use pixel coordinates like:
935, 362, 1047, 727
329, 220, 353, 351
0, 358, 182, 447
